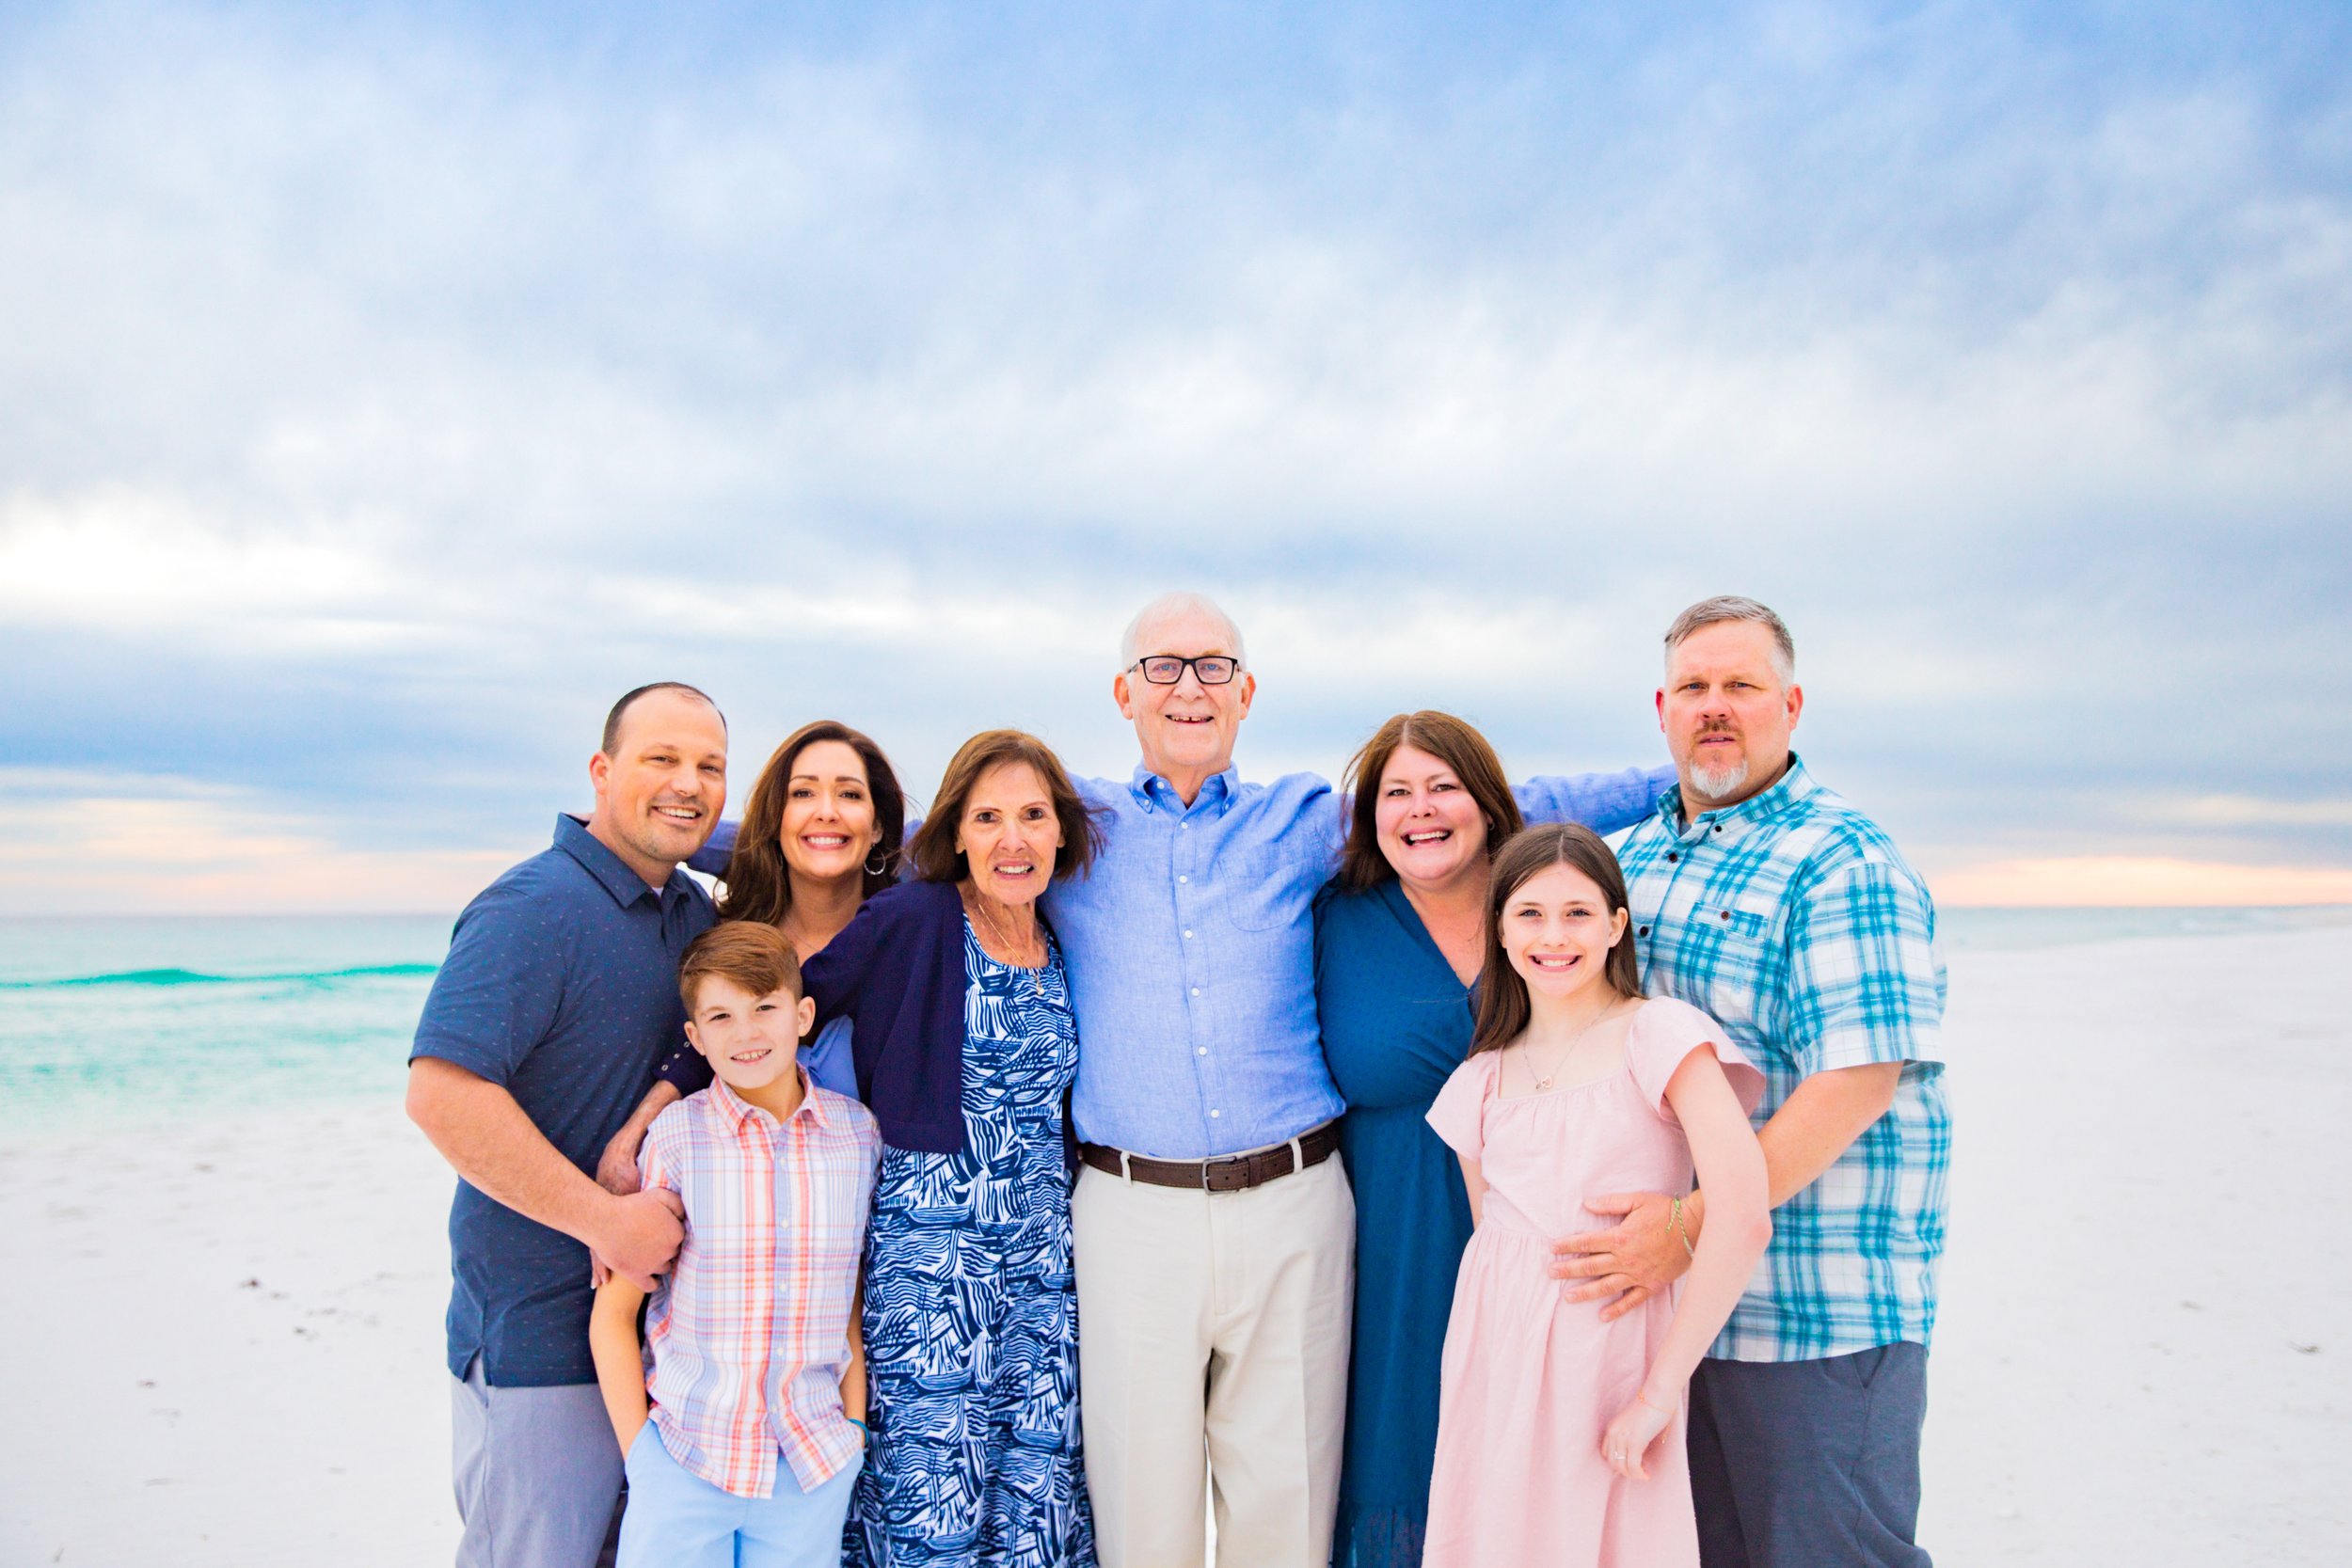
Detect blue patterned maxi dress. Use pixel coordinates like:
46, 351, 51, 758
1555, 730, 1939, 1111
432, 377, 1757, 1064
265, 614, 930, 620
847, 921, 1097, 1568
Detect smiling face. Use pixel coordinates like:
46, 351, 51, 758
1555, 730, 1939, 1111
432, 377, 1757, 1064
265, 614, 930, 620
1113, 605, 1255, 797
587, 688, 729, 884
684, 974, 817, 1096
777, 738, 879, 886
1499, 863, 1631, 1003
1375, 743, 1490, 895
1658, 619, 1804, 813
955, 760, 1064, 909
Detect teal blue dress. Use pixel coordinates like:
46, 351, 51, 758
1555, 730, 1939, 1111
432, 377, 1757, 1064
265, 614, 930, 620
1313, 879, 1479, 1568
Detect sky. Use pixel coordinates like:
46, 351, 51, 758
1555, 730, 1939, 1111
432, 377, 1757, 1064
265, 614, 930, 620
2, 0, 2347, 913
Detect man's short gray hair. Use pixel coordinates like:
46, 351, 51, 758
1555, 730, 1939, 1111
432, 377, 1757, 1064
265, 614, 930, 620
1120, 592, 1248, 670
1663, 595, 1796, 684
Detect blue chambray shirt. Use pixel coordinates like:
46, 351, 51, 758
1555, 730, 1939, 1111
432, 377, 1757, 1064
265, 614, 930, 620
1044, 761, 1672, 1160
1618, 754, 1949, 1362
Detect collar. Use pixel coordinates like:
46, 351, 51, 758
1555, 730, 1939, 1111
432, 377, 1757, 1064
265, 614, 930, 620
554, 813, 691, 911
1129, 762, 1239, 816
709, 1068, 828, 1134
1659, 752, 1820, 843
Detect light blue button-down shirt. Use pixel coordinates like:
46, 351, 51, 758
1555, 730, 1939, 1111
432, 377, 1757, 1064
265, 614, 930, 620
1043, 761, 1674, 1160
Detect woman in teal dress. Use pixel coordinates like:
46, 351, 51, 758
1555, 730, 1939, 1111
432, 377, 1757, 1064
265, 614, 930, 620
1314, 711, 1529, 1568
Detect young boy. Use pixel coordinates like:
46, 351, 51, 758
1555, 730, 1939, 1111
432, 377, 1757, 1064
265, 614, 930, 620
591, 920, 882, 1568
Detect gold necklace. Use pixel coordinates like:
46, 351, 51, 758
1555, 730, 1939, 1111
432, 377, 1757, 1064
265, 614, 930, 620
965, 890, 1047, 990
1520, 998, 1624, 1093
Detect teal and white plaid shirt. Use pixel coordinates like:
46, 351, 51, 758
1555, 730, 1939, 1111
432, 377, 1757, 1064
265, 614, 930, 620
1618, 754, 1949, 1362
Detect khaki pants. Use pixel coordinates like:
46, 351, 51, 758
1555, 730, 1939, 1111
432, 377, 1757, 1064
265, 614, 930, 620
1073, 1151, 1354, 1568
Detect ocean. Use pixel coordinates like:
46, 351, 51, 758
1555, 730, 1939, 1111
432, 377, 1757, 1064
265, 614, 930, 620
4, 905, 2348, 1136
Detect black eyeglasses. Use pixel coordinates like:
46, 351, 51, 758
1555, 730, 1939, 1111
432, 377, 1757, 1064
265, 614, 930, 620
1129, 654, 1240, 686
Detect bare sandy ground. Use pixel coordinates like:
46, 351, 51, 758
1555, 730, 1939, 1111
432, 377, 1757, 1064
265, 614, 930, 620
3, 925, 2345, 1566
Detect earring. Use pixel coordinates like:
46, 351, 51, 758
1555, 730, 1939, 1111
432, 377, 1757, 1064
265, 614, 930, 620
865, 845, 890, 878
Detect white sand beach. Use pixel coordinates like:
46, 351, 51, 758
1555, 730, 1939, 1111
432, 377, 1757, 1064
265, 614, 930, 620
4, 923, 2346, 1566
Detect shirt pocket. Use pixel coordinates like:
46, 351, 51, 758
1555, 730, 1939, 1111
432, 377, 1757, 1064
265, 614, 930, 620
1218, 844, 1318, 932
1683, 900, 1783, 1031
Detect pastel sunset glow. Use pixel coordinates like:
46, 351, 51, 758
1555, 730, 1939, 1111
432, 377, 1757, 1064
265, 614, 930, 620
1929, 858, 2352, 910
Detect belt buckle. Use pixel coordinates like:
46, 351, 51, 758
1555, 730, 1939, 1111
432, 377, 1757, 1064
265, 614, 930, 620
1200, 1152, 1251, 1193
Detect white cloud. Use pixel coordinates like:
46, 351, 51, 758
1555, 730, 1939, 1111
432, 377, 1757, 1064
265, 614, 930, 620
0, 5, 2344, 905
0, 487, 385, 627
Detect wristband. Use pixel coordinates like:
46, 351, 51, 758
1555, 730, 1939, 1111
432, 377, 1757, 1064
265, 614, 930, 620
847, 1417, 871, 1443
1669, 1196, 1695, 1258
1635, 1388, 1674, 1417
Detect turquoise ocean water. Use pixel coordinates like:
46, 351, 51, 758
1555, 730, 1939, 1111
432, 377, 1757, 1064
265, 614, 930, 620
3, 906, 2347, 1136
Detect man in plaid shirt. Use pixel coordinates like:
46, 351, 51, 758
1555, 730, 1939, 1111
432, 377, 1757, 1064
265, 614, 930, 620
1552, 595, 1948, 1568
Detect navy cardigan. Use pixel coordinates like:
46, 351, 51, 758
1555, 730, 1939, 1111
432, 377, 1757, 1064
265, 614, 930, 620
657, 879, 1071, 1162
803, 879, 972, 1155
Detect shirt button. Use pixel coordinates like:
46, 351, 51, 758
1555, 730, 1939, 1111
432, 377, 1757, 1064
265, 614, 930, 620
1197, 1047, 1207, 1056
1191, 987, 1201, 996
1209, 1109, 1221, 1118
1182, 822, 1191, 830
1667, 852, 1678, 863
1179, 874, 1189, 883
1184, 929, 1194, 939
1638, 925, 1650, 937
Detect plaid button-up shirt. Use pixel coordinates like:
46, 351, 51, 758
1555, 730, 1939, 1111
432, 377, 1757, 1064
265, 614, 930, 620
1619, 754, 1949, 1362
640, 1073, 881, 1497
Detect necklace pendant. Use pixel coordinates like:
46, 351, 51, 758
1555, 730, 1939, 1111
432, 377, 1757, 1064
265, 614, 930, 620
1534, 1074, 1553, 1090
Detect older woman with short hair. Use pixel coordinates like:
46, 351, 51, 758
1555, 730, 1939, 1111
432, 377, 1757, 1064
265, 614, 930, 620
1314, 710, 1525, 1568
813, 728, 1105, 1567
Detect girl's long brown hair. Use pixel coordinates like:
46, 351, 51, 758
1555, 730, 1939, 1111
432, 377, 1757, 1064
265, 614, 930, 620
1468, 824, 1644, 1055
717, 721, 908, 926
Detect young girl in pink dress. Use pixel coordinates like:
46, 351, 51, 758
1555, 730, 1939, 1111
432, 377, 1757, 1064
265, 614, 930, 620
1422, 825, 1772, 1568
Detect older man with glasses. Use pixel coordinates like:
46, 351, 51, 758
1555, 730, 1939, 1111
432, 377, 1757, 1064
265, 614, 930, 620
1045, 591, 1676, 1568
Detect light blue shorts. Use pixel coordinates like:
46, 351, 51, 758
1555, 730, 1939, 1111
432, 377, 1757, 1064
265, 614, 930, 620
616, 1421, 863, 1568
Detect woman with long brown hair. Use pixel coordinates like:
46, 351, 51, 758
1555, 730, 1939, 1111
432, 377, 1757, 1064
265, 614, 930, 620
597, 720, 909, 1187
1313, 710, 1523, 1565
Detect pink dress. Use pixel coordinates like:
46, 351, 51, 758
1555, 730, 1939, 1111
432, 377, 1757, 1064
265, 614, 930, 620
1421, 998, 1763, 1568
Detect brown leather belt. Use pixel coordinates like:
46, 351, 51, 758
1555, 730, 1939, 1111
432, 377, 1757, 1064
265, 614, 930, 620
1079, 1121, 1342, 1193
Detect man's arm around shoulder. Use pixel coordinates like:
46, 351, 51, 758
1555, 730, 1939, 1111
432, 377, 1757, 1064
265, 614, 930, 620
406, 884, 682, 1288
1550, 851, 1934, 1318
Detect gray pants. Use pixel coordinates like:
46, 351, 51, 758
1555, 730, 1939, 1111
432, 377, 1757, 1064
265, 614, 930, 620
452, 1356, 625, 1568
1688, 1342, 1932, 1568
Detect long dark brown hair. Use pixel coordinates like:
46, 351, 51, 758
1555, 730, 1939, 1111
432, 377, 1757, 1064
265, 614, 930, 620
717, 721, 908, 925
1468, 824, 1643, 1055
1337, 710, 1524, 891
908, 729, 1106, 884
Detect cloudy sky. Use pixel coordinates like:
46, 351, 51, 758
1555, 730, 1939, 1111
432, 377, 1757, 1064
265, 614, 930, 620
3, 0, 2346, 913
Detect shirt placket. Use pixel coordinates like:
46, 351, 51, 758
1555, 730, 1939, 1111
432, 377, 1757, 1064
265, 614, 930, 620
1641, 813, 1712, 990
771, 1115, 816, 1480
740, 1113, 777, 1495
1167, 788, 1222, 1148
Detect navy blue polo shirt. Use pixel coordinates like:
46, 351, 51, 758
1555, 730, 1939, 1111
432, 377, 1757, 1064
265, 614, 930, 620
410, 814, 715, 1386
